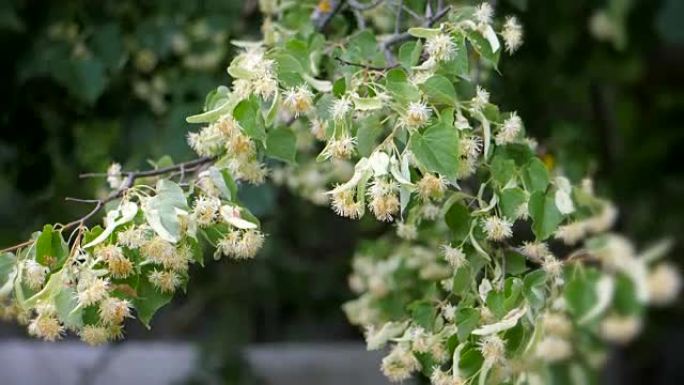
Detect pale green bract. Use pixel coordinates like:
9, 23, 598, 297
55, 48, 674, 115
0, 2, 679, 384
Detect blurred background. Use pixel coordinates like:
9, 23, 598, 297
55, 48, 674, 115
0, 0, 682, 384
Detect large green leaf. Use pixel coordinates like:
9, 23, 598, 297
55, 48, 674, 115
398, 41, 423, 69
233, 97, 266, 140
35, 224, 68, 269
528, 190, 563, 240
385, 68, 421, 102
445, 201, 471, 242
55, 287, 83, 329
522, 158, 549, 193
409, 301, 436, 329
134, 268, 173, 328
420, 75, 457, 105
0, 252, 16, 290
265, 128, 297, 163
143, 180, 188, 243
490, 154, 516, 187
466, 28, 500, 69
409, 122, 459, 178
499, 187, 526, 219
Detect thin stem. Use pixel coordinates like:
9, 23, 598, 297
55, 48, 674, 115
380, 5, 451, 63
315, 0, 347, 32
2, 157, 215, 254
335, 56, 398, 71
348, 0, 384, 11
394, 0, 403, 34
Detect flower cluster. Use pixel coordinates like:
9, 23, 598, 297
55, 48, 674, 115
0, 3, 678, 385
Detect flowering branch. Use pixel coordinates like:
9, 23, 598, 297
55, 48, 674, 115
0, 3, 679, 383
0, 156, 214, 254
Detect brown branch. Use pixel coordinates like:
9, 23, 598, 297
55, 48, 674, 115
381, 5, 450, 50
335, 56, 399, 71
314, 0, 347, 32
0, 157, 215, 254
348, 0, 384, 11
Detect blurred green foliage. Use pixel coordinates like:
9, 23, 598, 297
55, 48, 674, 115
1, 0, 683, 383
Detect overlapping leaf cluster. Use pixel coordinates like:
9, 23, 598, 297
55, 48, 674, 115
0, 1, 679, 384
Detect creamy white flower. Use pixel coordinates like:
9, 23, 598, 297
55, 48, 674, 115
28, 315, 64, 342
117, 226, 147, 249
106, 163, 123, 189
331, 189, 362, 219
283, 85, 313, 117
192, 195, 221, 226
217, 230, 265, 259
520, 241, 549, 261
80, 325, 110, 346
253, 75, 278, 99
420, 203, 440, 220
647, 263, 681, 306
324, 134, 356, 160
592, 234, 636, 271
148, 269, 181, 293
585, 203, 618, 233
442, 244, 467, 269
396, 222, 418, 240
24, 260, 48, 290
542, 312, 573, 338
417, 174, 446, 201
536, 336, 572, 362
474, 2, 494, 25
77, 277, 110, 307
381, 344, 421, 382
482, 216, 513, 241
309, 118, 328, 141
471, 86, 490, 111
425, 33, 457, 62
502, 16, 523, 53
600, 315, 642, 345
330, 97, 352, 120
99, 297, 132, 325
479, 335, 506, 364
554, 222, 587, 245
402, 101, 431, 128
442, 303, 457, 322
495, 113, 522, 145
542, 255, 564, 281
365, 321, 407, 350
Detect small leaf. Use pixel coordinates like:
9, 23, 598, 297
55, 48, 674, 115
445, 202, 471, 242
420, 75, 457, 105
409, 301, 436, 329
523, 158, 550, 193
490, 155, 516, 187
55, 287, 82, 329
83, 202, 138, 248
356, 116, 383, 157
466, 29, 500, 68
528, 191, 563, 240
134, 268, 173, 328
265, 128, 297, 163
409, 122, 460, 178
499, 187, 526, 219
398, 40, 423, 68
352, 95, 384, 111
442, 32, 469, 78
385, 68, 421, 102
456, 308, 480, 341
142, 180, 188, 243
186, 99, 234, 124
408, 27, 441, 38
233, 97, 266, 140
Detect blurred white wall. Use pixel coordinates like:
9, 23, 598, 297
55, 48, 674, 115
0, 340, 397, 385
